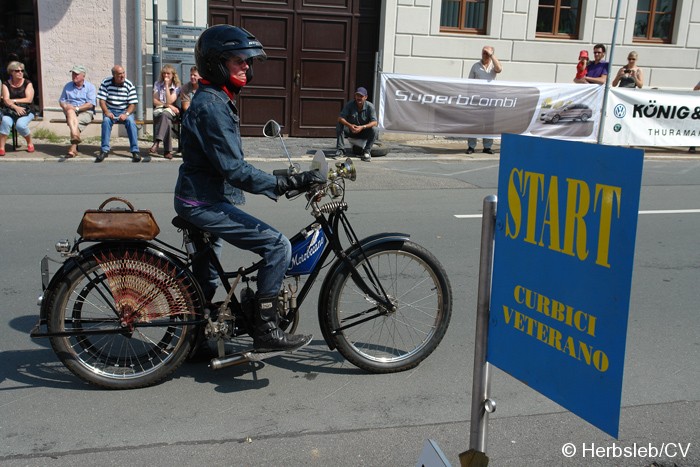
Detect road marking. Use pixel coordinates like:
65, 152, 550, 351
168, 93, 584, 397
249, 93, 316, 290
639, 209, 700, 214
455, 209, 700, 218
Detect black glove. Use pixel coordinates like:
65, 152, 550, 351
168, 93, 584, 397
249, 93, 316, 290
275, 170, 325, 196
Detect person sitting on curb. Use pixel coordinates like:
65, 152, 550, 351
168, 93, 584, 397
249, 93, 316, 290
96, 65, 140, 163
335, 87, 378, 162
58, 65, 96, 158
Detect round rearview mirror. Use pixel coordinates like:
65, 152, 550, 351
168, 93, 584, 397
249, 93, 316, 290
263, 120, 281, 138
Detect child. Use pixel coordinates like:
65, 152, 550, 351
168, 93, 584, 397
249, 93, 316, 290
575, 50, 589, 82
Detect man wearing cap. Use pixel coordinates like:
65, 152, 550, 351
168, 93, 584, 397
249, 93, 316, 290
574, 50, 589, 82
335, 86, 378, 161
59, 65, 96, 158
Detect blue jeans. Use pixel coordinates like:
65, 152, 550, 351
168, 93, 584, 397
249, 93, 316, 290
336, 124, 378, 152
1, 113, 35, 137
174, 199, 292, 301
101, 109, 139, 152
467, 137, 493, 150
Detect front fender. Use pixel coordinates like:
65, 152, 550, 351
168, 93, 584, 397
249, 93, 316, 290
317, 232, 410, 349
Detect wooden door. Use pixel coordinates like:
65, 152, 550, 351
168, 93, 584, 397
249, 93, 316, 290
209, 0, 367, 137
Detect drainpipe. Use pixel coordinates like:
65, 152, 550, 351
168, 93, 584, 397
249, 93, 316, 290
135, 0, 144, 127
152, 0, 160, 86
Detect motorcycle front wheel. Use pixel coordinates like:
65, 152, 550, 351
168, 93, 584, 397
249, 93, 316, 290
46, 245, 202, 389
326, 240, 452, 373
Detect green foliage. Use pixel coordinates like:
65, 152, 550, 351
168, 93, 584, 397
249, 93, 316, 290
31, 127, 63, 143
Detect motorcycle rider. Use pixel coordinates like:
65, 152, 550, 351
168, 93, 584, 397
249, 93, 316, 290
174, 25, 323, 352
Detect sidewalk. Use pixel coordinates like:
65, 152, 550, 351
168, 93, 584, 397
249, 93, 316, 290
1, 134, 698, 162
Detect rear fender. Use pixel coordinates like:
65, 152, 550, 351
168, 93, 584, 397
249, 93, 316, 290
38, 241, 197, 320
317, 232, 409, 349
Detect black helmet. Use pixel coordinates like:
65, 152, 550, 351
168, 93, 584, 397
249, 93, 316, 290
195, 25, 266, 86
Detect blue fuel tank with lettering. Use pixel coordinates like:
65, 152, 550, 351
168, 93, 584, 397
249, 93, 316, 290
287, 224, 328, 276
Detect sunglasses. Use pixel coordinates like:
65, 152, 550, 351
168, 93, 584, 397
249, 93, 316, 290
12, 69, 24, 72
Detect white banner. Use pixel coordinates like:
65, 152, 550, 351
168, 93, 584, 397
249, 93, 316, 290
603, 88, 700, 146
379, 73, 604, 142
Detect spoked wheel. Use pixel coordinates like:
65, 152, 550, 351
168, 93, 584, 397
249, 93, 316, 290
46, 246, 202, 389
326, 241, 452, 373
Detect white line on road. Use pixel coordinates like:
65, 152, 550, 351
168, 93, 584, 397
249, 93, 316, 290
455, 209, 700, 218
638, 209, 700, 214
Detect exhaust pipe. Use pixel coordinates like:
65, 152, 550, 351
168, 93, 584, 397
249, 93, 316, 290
209, 352, 251, 370
209, 347, 290, 370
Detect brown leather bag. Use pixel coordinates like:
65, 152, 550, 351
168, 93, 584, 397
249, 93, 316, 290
77, 197, 161, 240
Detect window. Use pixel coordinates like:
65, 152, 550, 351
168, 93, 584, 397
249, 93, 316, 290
440, 0, 488, 34
536, 0, 581, 39
634, 0, 676, 43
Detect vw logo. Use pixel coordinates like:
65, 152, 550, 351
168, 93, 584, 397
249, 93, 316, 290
613, 104, 626, 118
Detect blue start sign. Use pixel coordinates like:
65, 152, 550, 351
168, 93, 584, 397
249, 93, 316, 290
487, 134, 644, 438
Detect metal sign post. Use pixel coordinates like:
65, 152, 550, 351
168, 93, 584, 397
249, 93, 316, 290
159, 23, 205, 81
459, 195, 497, 467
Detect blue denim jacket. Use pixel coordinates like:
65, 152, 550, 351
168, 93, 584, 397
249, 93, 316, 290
174, 84, 278, 205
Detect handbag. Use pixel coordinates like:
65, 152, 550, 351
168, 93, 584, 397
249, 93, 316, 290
77, 197, 161, 240
3, 103, 31, 120
153, 106, 176, 118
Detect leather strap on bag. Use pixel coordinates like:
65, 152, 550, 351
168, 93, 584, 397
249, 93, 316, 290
98, 197, 136, 211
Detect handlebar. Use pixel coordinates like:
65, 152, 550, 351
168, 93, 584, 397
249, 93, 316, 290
273, 164, 301, 177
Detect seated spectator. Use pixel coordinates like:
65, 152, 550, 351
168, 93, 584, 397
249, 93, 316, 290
149, 64, 181, 159
59, 65, 97, 158
180, 65, 200, 112
96, 65, 140, 163
335, 87, 378, 162
0, 61, 35, 156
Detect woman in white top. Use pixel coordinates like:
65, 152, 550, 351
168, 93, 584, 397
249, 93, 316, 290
150, 64, 181, 159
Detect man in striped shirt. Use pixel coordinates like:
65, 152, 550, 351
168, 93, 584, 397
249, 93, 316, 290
96, 65, 140, 162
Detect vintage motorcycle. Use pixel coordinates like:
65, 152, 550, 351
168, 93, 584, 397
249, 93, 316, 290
31, 121, 452, 389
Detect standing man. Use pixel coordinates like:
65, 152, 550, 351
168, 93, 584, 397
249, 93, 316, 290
58, 65, 96, 158
583, 44, 609, 85
467, 45, 502, 154
96, 65, 140, 162
335, 87, 378, 161
690, 80, 700, 154
174, 25, 321, 352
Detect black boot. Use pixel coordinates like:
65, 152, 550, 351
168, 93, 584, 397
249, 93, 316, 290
253, 297, 311, 352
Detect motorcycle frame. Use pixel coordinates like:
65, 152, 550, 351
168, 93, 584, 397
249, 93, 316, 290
33, 204, 410, 349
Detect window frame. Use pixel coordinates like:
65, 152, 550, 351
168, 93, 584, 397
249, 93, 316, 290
535, 0, 582, 40
633, 0, 676, 44
439, 0, 489, 35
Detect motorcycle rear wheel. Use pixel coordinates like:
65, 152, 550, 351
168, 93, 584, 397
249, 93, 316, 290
46, 246, 202, 389
326, 240, 452, 373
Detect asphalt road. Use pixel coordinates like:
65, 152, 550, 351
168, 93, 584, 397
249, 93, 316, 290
0, 159, 698, 466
